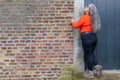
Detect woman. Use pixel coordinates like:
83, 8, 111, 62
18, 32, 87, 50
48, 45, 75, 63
71, 4, 102, 78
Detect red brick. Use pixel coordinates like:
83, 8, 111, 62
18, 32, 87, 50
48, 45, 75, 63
0, 0, 74, 79
36, 56, 47, 58
44, 62, 54, 64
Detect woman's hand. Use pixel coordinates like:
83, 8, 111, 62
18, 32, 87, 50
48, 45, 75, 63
71, 19, 74, 23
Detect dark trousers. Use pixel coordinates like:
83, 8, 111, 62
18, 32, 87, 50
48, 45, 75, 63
81, 33, 98, 71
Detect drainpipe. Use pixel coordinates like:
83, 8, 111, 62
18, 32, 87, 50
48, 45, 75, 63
73, 0, 84, 73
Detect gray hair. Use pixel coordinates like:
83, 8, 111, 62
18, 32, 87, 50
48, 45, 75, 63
89, 3, 101, 33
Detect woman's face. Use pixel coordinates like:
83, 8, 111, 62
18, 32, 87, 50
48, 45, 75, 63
84, 5, 90, 14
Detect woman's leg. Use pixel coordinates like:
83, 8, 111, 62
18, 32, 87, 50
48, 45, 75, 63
81, 33, 97, 71
92, 41, 98, 66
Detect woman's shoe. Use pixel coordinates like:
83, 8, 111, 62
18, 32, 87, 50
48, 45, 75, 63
93, 64, 102, 78
83, 70, 94, 78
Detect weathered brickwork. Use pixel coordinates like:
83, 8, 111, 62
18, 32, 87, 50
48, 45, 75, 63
0, 0, 74, 79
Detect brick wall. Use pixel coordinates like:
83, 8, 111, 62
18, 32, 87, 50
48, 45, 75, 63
0, 0, 74, 80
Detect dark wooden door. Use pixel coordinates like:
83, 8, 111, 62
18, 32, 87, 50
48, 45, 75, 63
85, 0, 120, 69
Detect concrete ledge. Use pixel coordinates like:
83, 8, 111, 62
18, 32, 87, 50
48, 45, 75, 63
103, 70, 120, 73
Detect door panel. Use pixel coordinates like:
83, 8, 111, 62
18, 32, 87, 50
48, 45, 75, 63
85, 0, 120, 69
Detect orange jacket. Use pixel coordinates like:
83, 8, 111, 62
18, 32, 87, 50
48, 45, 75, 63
72, 14, 92, 33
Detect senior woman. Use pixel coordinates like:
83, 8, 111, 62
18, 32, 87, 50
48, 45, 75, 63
71, 4, 102, 78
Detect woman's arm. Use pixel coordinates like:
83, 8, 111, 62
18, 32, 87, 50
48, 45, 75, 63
71, 16, 85, 29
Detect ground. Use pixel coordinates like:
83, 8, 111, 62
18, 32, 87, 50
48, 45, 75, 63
59, 66, 120, 80
79, 73, 120, 80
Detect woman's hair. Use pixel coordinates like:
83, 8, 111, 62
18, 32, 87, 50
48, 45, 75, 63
89, 3, 101, 33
